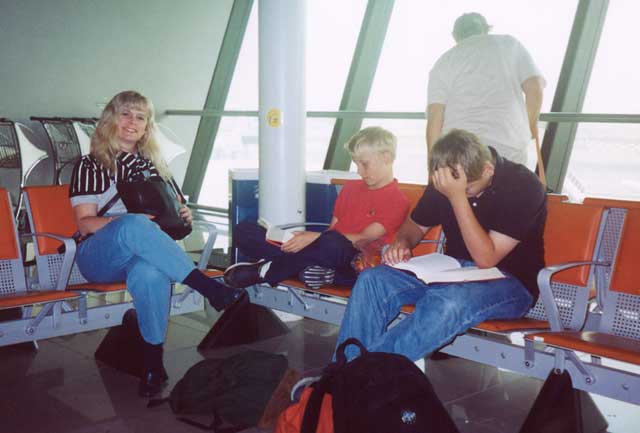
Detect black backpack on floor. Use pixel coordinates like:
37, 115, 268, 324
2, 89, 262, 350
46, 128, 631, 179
164, 350, 288, 432
301, 338, 459, 433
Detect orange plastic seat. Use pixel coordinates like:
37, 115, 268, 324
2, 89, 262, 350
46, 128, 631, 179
23, 184, 129, 292
583, 197, 640, 210
471, 200, 605, 333
527, 331, 640, 365
67, 282, 127, 292
0, 187, 81, 343
526, 208, 640, 366
0, 291, 80, 309
203, 269, 224, 278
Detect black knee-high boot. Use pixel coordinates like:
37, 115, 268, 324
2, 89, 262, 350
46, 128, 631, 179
139, 341, 168, 398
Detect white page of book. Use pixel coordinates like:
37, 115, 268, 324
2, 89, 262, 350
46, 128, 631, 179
393, 253, 504, 284
393, 253, 460, 274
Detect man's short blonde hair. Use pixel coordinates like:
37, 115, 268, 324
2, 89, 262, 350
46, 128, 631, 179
344, 126, 397, 160
429, 129, 494, 182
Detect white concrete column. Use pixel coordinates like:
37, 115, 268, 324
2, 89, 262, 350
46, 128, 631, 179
258, 0, 306, 226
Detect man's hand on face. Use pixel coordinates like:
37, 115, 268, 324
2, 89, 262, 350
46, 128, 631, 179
431, 164, 467, 201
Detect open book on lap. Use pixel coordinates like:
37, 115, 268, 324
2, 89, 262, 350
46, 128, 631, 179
392, 253, 505, 284
258, 218, 296, 246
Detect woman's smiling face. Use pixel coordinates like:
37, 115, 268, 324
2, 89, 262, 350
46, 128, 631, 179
115, 105, 148, 150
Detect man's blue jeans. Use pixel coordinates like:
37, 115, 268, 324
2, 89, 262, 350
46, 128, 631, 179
336, 263, 533, 361
76, 214, 196, 345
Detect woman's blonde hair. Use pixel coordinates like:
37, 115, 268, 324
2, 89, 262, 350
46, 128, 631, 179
91, 90, 170, 178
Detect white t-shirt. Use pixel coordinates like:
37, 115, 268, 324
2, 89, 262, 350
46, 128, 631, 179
427, 34, 544, 164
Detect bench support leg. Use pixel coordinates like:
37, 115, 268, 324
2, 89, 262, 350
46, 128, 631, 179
198, 292, 290, 351
519, 370, 608, 433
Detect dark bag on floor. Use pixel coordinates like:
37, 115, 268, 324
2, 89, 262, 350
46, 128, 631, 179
278, 338, 459, 433
167, 350, 288, 431
117, 177, 192, 240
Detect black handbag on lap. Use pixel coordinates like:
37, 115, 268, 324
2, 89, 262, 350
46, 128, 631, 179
116, 177, 192, 240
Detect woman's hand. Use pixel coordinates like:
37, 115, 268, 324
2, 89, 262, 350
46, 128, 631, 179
281, 231, 320, 253
179, 205, 193, 225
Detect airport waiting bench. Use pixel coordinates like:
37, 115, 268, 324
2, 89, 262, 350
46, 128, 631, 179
239, 181, 640, 406
0, 187, 82, 345
0, 184, 216, 347
524, 206, 640, 405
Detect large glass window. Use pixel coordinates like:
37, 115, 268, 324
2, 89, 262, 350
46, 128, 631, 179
199, 117, 333, 209
223, 5, 258, 111
565, 1, 640, 200
367, 1, 576, 112
199, 1, 366, 208
365, 1, 576, 182
307, 1, 367, 111
200, 116, 259, 209
564, 124, 640, 201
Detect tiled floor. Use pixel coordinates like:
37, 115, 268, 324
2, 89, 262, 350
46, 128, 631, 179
1, 308, 638, 433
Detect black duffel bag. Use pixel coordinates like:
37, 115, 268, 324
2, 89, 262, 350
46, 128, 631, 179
117, 177, 192, 240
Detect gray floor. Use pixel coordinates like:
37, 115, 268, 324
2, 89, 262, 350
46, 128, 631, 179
1, 309, 637, 433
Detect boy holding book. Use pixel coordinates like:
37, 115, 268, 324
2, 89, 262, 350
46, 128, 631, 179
336, 129, 546, 361
223, 126, 409, 290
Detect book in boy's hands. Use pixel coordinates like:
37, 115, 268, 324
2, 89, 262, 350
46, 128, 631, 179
258, 218, 296, 246
392, 253, 505, 284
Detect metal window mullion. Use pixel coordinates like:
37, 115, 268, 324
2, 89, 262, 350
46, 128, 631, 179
542, 0, 609, 192
323, 0, 395, 170
182, 0, 254, 202
167, 109, 640, 124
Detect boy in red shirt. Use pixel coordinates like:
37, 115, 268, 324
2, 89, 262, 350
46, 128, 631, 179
224, 126, 410, 289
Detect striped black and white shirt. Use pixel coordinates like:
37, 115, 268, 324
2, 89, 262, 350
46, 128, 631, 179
68, 152, 164, 215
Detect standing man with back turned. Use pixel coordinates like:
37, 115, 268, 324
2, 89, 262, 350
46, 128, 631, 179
426, 12, 545, 165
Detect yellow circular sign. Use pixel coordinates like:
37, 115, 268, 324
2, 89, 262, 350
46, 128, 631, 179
266, 108, 281, 128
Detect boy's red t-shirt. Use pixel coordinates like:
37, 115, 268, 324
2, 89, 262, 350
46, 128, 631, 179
332, 179, 409, 244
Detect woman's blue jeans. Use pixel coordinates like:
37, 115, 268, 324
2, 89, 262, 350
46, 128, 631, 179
76, 214, 196, 344
335, 263, 533, 362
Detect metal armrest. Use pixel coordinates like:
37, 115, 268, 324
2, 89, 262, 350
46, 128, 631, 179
21, 232, 76, 291
191, 220, 217, 270
537, 260, 610, 332
276, 222, 331, 231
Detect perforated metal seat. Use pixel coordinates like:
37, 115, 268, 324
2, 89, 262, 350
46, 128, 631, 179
0, 187, 81, 346
526, 208, 640, 393
582, 197, 640, 311
33, 118, 82, 185
0, 119, 49, 218
474, 200, 606, 333
23, 184, 100, 290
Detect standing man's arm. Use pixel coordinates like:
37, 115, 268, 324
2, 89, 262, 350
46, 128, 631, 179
426, 103, 445, 152
522, 76, 544, 140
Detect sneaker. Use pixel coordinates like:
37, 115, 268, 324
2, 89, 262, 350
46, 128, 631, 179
299, 266, 335, 290
223, 260, 265, 289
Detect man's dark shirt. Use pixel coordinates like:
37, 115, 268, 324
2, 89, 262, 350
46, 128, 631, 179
411, 148, 546, 299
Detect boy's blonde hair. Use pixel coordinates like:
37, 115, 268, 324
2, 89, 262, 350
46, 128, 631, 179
429, 129, 494, 182
344, 126, 397, 161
